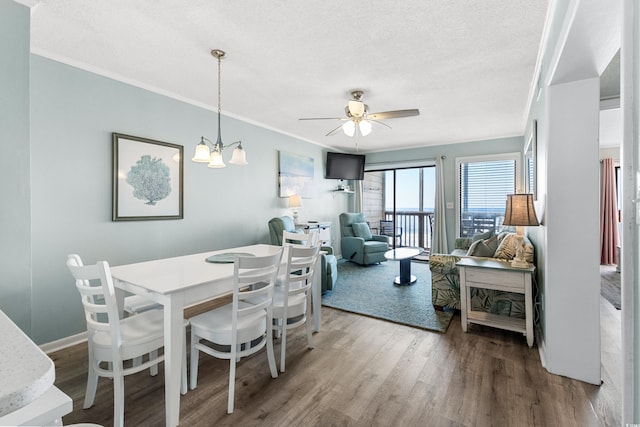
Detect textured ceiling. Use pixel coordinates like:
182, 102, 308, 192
27, 0, 550, 153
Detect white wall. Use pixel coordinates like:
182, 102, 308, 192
544, 78, 601, 384
621, 0, 640, 421
599, 146, 620, 161
522, 0, 622, 386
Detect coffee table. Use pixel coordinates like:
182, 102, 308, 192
384, 247, 423, 286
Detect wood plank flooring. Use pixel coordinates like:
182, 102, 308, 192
50, 296, 621, 427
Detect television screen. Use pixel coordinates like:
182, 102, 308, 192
325, 152, 366, 180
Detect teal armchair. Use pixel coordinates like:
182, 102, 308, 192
339, 213, 389, 265
268, 216, 338, 291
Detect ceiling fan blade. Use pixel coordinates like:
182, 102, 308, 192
369, 119, 392, 130
367, 109, 420, 120
299, 117, 346, 121
325, 123, 344, 136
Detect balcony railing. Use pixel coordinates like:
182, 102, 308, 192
378, 211, 504, 250
382, 211, 434, 251
459, 212, 504, 238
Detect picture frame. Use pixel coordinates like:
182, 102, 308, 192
524, 119, 537, 200
112, 133, 183, 221
278, 151, 315, 198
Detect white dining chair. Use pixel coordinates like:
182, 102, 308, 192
282, 229, 319, 247
66, 254, 187, 427
271, 244, 320, 372
189, 249, 283, 414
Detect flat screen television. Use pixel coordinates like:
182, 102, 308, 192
325, 152, 366, 180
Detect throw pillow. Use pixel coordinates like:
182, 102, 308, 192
494, 233, 518, 260
466, 235, 499, 257
494, 233, 535, 262
485, 235, 499, 252
352, 222, 373, 241
497, 231, 510, 243
472, 229, 494, 242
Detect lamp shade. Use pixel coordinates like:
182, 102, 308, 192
359, 120, 372, 136
342, 120, 356, 137
288, 195, 302, 209
348, 100, 365, 117
503, 194, 539, 226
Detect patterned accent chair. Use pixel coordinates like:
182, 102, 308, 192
430, 231, 534, 318
339, 213, 389, 265
268, 216, 338, 291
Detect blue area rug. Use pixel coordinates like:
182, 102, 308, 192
322, 260, 454, 333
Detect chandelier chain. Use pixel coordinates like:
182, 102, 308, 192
217, 54, 221, 115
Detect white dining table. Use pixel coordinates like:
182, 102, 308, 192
109, 243, 322, 427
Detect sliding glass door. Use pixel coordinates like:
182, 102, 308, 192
362, 166, 435, 251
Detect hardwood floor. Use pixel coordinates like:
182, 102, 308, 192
51, 297, 621, 427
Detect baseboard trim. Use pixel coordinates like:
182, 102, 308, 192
535, 324, 547, 368
40, 331, 87, 354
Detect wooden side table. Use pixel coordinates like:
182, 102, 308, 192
456, 258, 535, 347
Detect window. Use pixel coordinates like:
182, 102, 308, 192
456, 153, 521, 238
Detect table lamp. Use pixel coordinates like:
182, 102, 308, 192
288, 195, 302, 222
502, 193, 539, 268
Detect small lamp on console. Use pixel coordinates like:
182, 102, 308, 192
502, 193, 539, 268
288, 195, 302, 223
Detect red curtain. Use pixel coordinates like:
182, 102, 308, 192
600, 158, 619, 265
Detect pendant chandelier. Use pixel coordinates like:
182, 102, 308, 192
192, 49, 248, 168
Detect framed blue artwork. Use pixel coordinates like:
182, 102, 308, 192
278, 151, 315, 198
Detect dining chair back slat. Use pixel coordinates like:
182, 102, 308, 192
282, 230, 318, 247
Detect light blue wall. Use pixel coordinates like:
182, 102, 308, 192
27, 55, 350, 344
365, 136, 524, 251
0, 1, 31, 333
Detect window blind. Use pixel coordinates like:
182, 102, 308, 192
460, 159, 516, 213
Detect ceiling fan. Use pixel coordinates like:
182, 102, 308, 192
299, 90, 420, 137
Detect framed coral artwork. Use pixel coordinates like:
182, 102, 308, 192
112, 133, 183, 221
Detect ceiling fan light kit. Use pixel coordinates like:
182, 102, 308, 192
192, 49, 248, 169
299, 90, 420, 140
342, 119, 372, 137
346, 91, 367, 117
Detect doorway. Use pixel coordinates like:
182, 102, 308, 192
362, 166, 435, 253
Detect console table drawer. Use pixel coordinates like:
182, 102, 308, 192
465, 268, 524, 289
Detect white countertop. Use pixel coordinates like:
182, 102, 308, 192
0, 309, 55, 417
